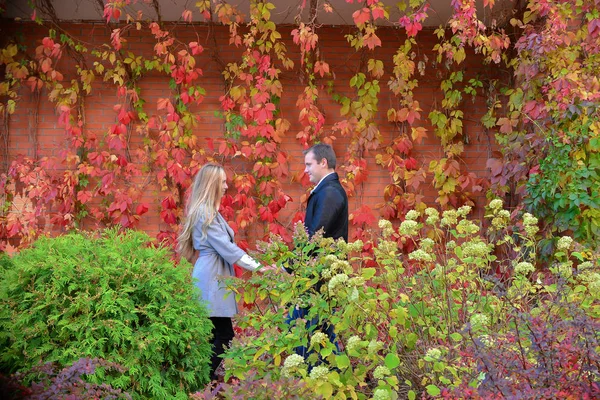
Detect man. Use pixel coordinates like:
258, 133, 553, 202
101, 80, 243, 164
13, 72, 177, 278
288, 143, 349, 361
303, 143, 348, 241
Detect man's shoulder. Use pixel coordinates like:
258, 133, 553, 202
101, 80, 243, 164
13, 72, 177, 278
319, 180, 347, 201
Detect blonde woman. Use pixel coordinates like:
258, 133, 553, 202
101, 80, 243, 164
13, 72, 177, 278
178, 163, 265, 381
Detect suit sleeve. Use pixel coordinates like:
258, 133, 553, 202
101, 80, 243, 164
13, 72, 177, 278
306, 187, 344, 237
202, 218, 247, 265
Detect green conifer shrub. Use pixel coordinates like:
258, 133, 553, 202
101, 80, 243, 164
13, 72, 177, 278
0, 229, 213, 399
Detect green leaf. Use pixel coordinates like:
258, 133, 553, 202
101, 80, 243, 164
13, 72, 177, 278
335, 354, 351, 369
426, 384, 441, 396
384, 353, 400, 369
361, 268, 376, 280
450, 332, 462, 342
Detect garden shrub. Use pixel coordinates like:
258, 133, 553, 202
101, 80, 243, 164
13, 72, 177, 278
0, 229, 213, 399
1, 357, 131, 399
219, 202, 599, 399
191, 371, 319, 400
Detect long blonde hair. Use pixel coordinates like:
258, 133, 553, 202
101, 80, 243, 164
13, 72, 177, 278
177, 163, 226, 261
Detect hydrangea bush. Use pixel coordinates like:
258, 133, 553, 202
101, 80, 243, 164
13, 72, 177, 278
218, 201, 599, 399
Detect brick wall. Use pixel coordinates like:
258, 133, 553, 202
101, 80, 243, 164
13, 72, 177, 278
2, 21, 501, 242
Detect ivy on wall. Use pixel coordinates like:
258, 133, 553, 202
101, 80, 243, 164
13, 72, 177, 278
0, 0, 599, 253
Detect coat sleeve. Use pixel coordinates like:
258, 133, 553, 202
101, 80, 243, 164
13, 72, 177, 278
306, 187, 344, 237
202, 218, 247, 266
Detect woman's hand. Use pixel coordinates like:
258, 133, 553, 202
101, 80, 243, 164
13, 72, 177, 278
258, 263, 278, 272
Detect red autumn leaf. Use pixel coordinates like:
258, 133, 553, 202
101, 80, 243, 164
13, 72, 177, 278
497, 117, 514, 134
444, 159, 461, 177
136, 203, 149, 215
350, 205, 376, 227
405, 170, 426, 191
108, 135, 125, 151
182, 9, 193, 23
371, 6, 385, 20
161, 196, 177, 210
363, 32, 382, 50
157, 98, 172, 111
314, 61, 330, 77
405, 21, 422, 37
394, 137, 413, 154
277, 193, 293, 208
259, 206, 275, 222
160, 209, 177, 225
268, 223, 292, 243
411, 127, 428, 144
76, 190, 93, 204
379, 202, 396, 220
352, 8, 371, 26
268, 199, 282, 214
486, 158, 504, 177
405, 157, 418, 170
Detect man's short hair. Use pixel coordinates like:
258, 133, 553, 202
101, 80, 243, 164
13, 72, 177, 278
304, 143, 337, 170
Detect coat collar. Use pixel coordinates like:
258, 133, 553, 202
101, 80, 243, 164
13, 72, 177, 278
309, 172, 339, 199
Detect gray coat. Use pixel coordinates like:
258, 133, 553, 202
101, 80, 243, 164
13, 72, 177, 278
192, 212, 246, 318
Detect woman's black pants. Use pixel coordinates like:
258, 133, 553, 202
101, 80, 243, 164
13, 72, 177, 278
209, 317, 235, 380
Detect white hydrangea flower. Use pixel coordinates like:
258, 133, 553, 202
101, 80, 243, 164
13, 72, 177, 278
441, 210, 458, 227
426, 215, 440, 225
577, 261, 594, 271
522, 213, 538, 225
461, 241, 490, 258
378, 219, 395, 238
328, 273, 349, 291
514, 261, 535, 275
349, 240, 364, 252
409, 249, 433, 262
470, 313, 490, 329
420, 238, 435, 251
281, 354, 306, 378
457, 219, 480, 235
399, 220, 419, 236
346, 335, 361, 352
309, 365, 329, 380
349, 276, 366, 286
557, 236, 573, 251
324, 254, 339, 264
425, 348, 442, 360
523, 213, 539, 236
589, 278, 600, 294
525, 224, 539, 237
557, 262, 573, 279
372, 388, 392, 400
457, 205, 472, 217
425, 207, 439, 217
405, 210, 420, 221
373, 366, 391, 379
488, 199, 503, 210
283, 354, 305, 369
425, 207, 440, 225
310, 332, 328, 347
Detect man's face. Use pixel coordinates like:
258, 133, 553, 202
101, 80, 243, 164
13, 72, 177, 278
304, 151, 328, 184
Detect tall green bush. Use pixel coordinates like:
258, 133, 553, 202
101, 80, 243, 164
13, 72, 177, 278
0, 229, 213, 399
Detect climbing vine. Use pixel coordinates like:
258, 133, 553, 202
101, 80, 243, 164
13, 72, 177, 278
1, 0, 599, 252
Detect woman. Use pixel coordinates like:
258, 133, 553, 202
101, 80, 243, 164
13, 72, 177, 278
178, 163, 264, 381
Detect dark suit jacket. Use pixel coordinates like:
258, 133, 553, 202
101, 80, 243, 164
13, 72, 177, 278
305, 172, 348, 241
